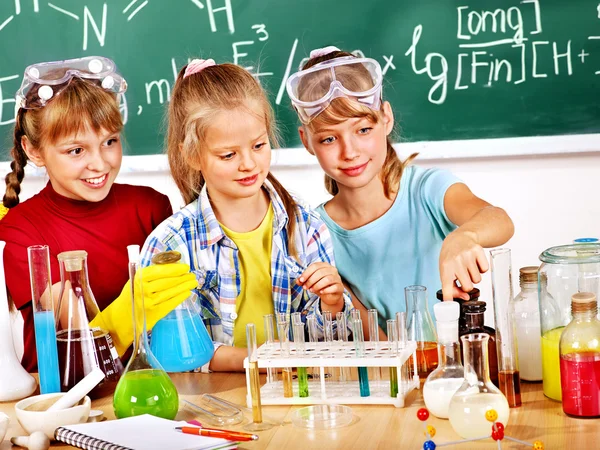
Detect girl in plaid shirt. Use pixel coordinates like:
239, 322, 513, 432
141, 59, 353, 371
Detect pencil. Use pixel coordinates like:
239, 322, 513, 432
175, 426, 259, 441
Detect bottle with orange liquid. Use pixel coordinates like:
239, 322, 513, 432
405, 285, 437, 379
559, 292, 600, 418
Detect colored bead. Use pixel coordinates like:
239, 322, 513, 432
425, 425, 436, 438
485, 409, 498, 422
493, 422, 505, 433
423, 440, 436, 450
533, 441, 544, 450
417, 408, 430, 421
491, 429, 505, 441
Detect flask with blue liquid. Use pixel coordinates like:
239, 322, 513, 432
149, 251, 214, 372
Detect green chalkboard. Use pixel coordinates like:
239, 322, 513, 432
1, 0, 599, 158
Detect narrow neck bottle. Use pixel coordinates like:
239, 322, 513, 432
463, 333, 491, 384
438, 342, 462, 367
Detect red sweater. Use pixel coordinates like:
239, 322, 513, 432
0, 182, 172, 372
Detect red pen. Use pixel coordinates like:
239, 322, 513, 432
175, 426, 259, 442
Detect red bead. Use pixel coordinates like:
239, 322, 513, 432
491, 429, 505, 441
493, 422, 505, 433
417, 408, 429, 421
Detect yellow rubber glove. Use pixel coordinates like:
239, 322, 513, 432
93, 263, 198, 356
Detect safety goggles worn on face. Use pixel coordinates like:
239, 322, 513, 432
286, 56, 383, 124
15, 56, 128, 110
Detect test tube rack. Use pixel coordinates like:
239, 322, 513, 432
243, 340, 419, 408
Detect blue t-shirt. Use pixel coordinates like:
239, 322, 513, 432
315, 165, 460, 326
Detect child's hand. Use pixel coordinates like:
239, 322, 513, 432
439, 229, 489, 301
297, 262, 344, 307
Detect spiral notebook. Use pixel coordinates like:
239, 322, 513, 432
55, 414, 238, 450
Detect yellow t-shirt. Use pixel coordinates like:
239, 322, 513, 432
220, 204, 275, 348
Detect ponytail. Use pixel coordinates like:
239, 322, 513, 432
3, 111, 28, 209
267, 173, 299, 261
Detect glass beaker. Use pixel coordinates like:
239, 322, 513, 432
55, 250, 123, 399
539, 243, 600, 400
559, 292, 600, 418
405, 285, 438, 379
149, 251, 214, 372
113, 245, 179, 420
423, 301, 464, 419
490, 248, 521, 407
448, 333, 510, 439
510, 266, 542, 381
28, 245, 60, 394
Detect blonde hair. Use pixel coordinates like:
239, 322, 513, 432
300, 51, 416, 199
167, 62, 299, 258
3, 77, 123, 208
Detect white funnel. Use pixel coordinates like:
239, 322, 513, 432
0, 241, 37, 401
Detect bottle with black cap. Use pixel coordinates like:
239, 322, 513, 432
458, 300, 498, 386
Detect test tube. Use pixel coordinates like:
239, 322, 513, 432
336, 312, 350, 382
396, 312, 412, 387
262, 314, 277, 388
323, 311, 334, 381
246, 323, 262, 423
292, 313, 309, 397
490, 248, 522, 408
307, 316, 318, 381
276, 313, 293, 398
351, 317, 370, 397
368, 309, 381, 392
387, 319, 399, 398
28, 245, 60, 394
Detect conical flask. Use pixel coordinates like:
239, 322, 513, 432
149, 251, 214, 372
55, 250, 123, 399
405, 285, 438, 379
113, 245, 179, 420
448, 333, 510, 439
0, 241, 37, 401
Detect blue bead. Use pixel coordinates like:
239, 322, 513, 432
423, 440, 436, 450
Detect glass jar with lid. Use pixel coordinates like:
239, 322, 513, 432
538, 243, 600, 401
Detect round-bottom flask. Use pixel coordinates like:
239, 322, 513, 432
449, 333, 509, 439
113, 246, 179, 420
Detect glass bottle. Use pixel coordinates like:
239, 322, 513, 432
28, 245, 60, 394
149, 251, 214, 372
538, 243, 600, 401
113, 245, 179, 420
405, 285, 438, 379
460, 300, 499, 386
490, 248, 522, 408
423, 301, 464, 419
510, 266, 542, 381
448, 333, 510, 439
55, 250, 123, 399
559, 292, 600, 417
436, 288, 480, 336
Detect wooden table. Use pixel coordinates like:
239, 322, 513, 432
1, 374, 598, 449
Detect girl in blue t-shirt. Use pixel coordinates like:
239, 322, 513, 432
286, 46, 514, 324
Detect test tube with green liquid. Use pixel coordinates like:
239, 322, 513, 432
387, 319, 399, 398
291, 312, 309, 397
276, 313, 293, 398
351, 317, 370, 397
368, 309, 381, 392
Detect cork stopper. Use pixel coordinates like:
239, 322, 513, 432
57, 250, 87, 272
571, 292, 598, 314
151, 250, 182, 265
519, 266, 539, 285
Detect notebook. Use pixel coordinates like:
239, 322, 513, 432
55, 414, 238, 450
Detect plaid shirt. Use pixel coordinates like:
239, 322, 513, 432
140, 180, 353, 352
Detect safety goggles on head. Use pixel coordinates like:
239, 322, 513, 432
286, 56, 383, 124
15, 56, 127, 111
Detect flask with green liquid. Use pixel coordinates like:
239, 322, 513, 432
113, 245, 179, 420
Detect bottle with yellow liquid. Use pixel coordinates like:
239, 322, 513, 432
538, 243, 600, 401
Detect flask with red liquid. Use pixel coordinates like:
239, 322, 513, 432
559, 292, 600, 418
405, 285, 437, 379
55, 250, 123, 398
